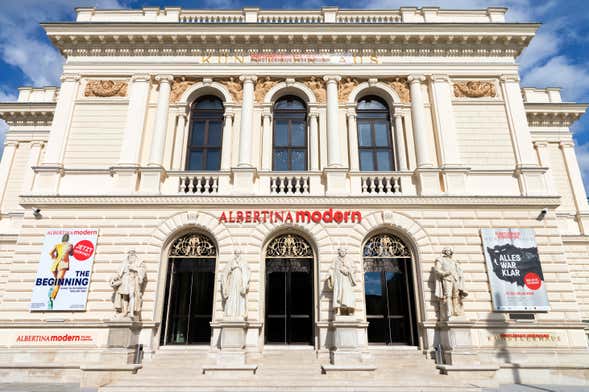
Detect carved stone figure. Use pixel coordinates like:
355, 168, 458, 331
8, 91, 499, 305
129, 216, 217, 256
385, 77, 411, 103
328, 248, 357, 316
302, 76, 326, 103
217, 77, 242, 102
338, 77, 359, 102
254, 76, 278, 102
84, 80, 128, 97
110, 250, 146, 320
453, 81, 496, 98
170, 78, 197, 103
221, 249, 251, 320
434, 248, 468, 320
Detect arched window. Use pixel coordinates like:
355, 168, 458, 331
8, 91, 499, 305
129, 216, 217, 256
357, 96, 395, 171
273, 96, 307, 171
186, 96, 224, 171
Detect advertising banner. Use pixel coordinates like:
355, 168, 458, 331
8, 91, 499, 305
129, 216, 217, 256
481, 228, 550, 312
30, 229, 98, 311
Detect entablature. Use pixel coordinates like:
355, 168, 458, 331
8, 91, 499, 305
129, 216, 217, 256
525, 103, 588, 128
0, 103, 55, 127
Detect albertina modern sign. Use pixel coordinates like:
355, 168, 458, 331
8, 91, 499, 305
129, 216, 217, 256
219, 209, 362, 224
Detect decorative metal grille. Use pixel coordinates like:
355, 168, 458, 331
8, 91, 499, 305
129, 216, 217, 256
266, 259, 312, 273
363, 233, 410, 259
265, 234, 313, 258
169, 233, 217, 258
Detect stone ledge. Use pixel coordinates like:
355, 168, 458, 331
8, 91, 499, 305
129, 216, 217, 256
437, 364, 499, 373
321, 364, 376, 373
201, 364, 258, 375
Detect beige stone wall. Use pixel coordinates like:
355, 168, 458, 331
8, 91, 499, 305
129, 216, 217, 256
563, 237, 589, 321
1, 143, 30, 212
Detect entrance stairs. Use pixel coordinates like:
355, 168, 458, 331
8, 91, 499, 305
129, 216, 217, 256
100, 346, 482, 392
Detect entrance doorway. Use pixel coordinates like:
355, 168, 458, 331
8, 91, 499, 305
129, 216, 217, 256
161, 233, 217, 345
363, 233, 417, 345
265, 234, 314, 345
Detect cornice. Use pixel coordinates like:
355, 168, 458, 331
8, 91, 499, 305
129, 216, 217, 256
19, 195, 561, 208
525, 103, 588, 128
0, 103, 56, 126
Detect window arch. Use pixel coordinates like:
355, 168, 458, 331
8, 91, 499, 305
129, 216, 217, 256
186, 96, 224, 171
272, 95, 308, 171
357, 96, 395, 171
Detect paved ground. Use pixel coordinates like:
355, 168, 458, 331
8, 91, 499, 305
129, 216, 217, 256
0, 384, 587, 392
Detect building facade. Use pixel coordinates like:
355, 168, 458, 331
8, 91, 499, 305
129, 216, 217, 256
0, 6, 588, 389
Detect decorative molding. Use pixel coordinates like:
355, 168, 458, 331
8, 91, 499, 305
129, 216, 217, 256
338, 77, 360, 102
217, 77, 243, 102
254, 77, 279, 102
170, 77, 199, 103
383, 77, 410, 103
169, 232, 217, 257
266, 234, 313, 258
301, 77, 326, 103
84, 80, 128, 97
453, 80, 497, 98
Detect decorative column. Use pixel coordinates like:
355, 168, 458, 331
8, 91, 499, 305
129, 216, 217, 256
260, 111, 272, 171
308, 112, 320, 171
347, 110, 359, 172
37, 74, 80, 194
221, 112, 235, 171
21, 141, 44, 195
172, 113, 188, 170
0, 142, 18, 209
408, 74, 440, 195
113, 74, 151, 193
393, 113, 407, 171
233, 75, 257, 194
323, 75, 347, 195
429, 75, 468, 194
140, 74, 173, 194
501, 74, 545, 195
534, 142, 555, 195
560, 141, 589, 234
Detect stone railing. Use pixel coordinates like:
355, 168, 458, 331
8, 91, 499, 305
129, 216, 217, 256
269, 175, 311, 195
179, 11, 245, 23
167, 172, 221, 194
349, 172, 416, 196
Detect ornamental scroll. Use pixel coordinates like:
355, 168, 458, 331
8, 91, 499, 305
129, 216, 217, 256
266, 234, 313, 258
169, 233, 217, 258
453, 81, 497, 98
84, 80, 128, 97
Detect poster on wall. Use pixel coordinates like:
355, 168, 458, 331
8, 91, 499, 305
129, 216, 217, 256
481, 228, 550, 312
30, 229, 98, 311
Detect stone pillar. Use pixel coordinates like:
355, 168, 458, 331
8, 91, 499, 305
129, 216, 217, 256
324, 75, 342, 168
309, 112, 320, 171
113, 74, 151, 193
393, 113, 407, 171
21, 141, 44, 195
347, 110, 359, 171
237, 75, 256, 168
221, 112, 235, 171
140, 74, 173, 194
0, 142, 18, 207
37, 74, 80, 194
501, 74, 546, 195
409, 74, 440, 195
260, 112, 272, 171
172, 113, 188, 170
534, 142, 555, 195
429, 75, 468, 194
560, 141, 589, 234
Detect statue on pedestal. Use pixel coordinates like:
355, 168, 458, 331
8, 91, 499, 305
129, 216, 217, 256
328, 248, 357, 316
434, 248, 468, 320
221, 249, 251, 320
110, 250, 146, 320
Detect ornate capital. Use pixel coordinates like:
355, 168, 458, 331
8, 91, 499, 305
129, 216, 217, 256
533, 141, 548, 149
239, 75, 257, 83
224, 112, 236, 120
155, 74, 174, 83
30, 140, 45, 148
309, 111, 320, 119
60, 74, 80, 83
3, 141, 19, 148
261, 111, 272, 119
323, 75, 341, 83
131, 74, 151, 83
500, 74, 520, 83
559, 141, 575, 149
407, 74, 425, 84
429, 74, 450, 83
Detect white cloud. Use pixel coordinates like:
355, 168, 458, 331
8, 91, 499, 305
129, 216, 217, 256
575, 142, 589, 192
521, 56, 589, 101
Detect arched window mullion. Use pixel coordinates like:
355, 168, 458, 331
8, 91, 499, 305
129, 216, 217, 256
272, 96, 308, 172
186, 96, 224, 171
357, 96, 395, 172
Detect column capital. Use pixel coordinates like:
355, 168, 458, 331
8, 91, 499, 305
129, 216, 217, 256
261, 111, 272, 119
560, 141, 575, 149
533, 141, 549, 148
428, 74, 450, 83
60, 74, 80, 83
407, 74, 426, 84
3, 141, 18, 148
131, 74, 152, 83
393, 112, 405, 119
225, 111, 236, 120
500, 74, 520, 83
309, 111, 320, 119
239, 75, 257, 83
323, 75, 341, 83
346, 110, 356, 118
30, 140, 45, 148
176, 112, 188, 120
155, 74, 174, 83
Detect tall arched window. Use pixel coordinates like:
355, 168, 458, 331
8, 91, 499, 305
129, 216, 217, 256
357, 96, 395, 171
273, 96, 307, 171
186, 96, 224, 171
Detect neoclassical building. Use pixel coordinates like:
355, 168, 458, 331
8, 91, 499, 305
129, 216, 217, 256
0, 6, 588, 390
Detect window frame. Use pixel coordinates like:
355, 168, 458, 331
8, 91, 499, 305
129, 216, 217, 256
356, 96, 395, 172
185, 96, 224, 171
272, 95, 308, 172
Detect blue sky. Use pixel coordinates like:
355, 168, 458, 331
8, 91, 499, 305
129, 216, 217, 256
1, 0, 589, 191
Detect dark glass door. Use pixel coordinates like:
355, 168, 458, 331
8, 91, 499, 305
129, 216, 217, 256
364, 259, 416, 345
161, 258, 215, 345
265, 258, 313, 344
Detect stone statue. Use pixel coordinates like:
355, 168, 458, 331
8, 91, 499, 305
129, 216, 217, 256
328, 248, 357, 316
434, 248, 468, 320
221, 249, 251, 320
110, 250, 146, 320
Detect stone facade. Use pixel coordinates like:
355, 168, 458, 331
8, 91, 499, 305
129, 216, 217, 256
0, 5, 588, 389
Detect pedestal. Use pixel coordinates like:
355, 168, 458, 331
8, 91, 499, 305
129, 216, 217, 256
202, 320, 257, 375
139, 167, 165, 194
323, 167, 348, 196
111, 166, 139, 194
231, 167, 257, 195
441, 166, 470, 195
414, 167, 442, 195
33, 165, 63, 195
516, 165, 548, 196
321, 315, 375, 373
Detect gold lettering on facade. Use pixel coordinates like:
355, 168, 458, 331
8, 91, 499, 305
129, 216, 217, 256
385, 77, 411, 103
170, 78, 199, 103
254, 77, 279, 103
84, 80, 128, 97
302, 76, 326, 103
217, 77, 243, 103
338, 77, 360, 102
453, 81, 497, 98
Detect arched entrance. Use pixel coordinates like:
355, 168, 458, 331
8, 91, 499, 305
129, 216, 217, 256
160, 232, 217, 345
363, 233, 417, 345
265, 233, 314, 345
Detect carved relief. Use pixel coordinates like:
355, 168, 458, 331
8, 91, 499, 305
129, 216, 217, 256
384, 77, 411, 103
453, 81, 497, 98
338, 77, 359, 102
217, 77, 242, 102
254, 77, 279, 102
301, 76, 326, 103
170, 78, 198, 103
84, 80, 128, 97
